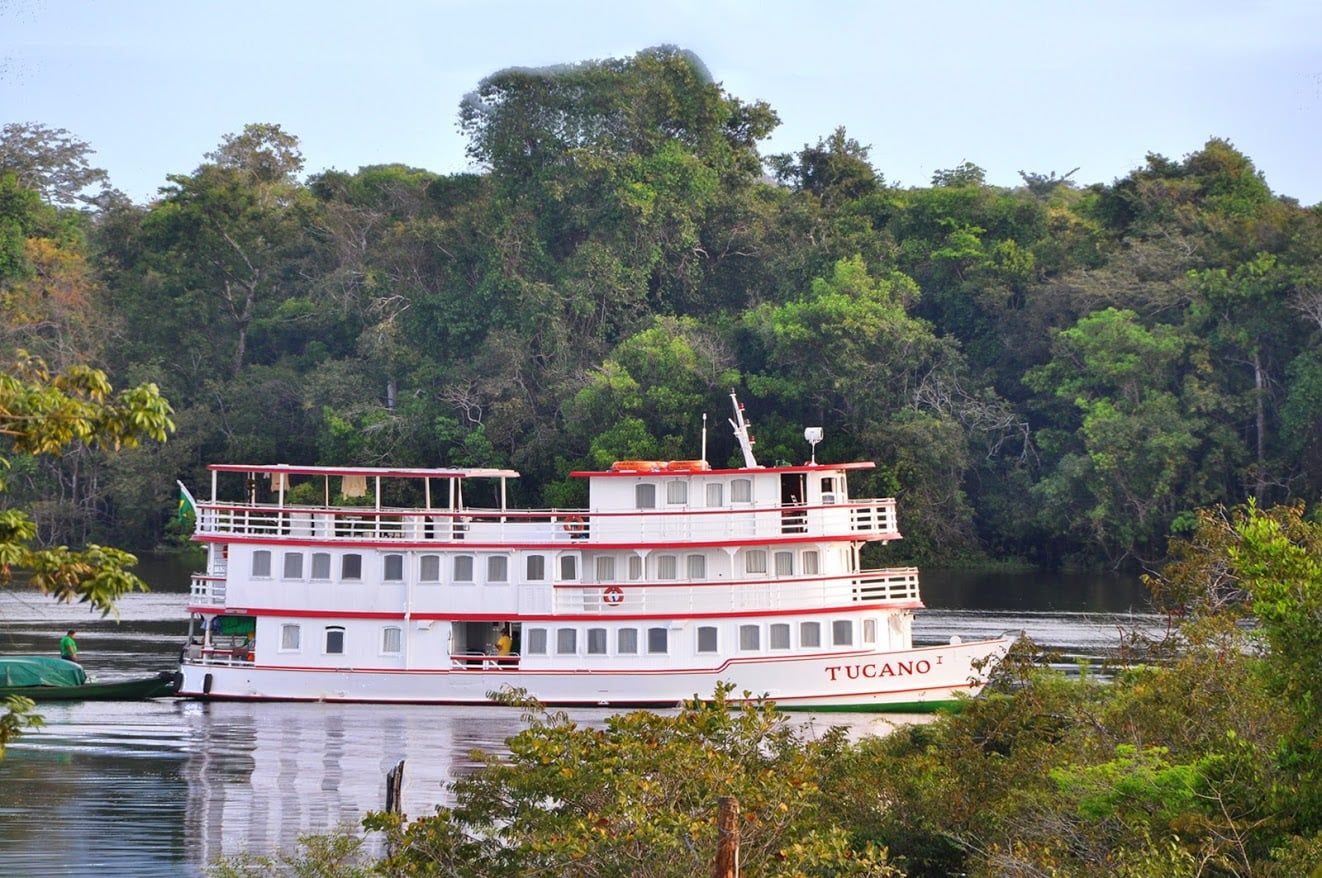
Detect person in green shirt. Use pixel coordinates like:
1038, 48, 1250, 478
59, 629, 80, 664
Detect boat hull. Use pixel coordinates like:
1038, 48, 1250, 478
178, 637, 1010, 712
0, 672, 180, 702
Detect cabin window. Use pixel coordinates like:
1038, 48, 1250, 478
526, 628, 547, 655
311, 552, 331, 580
587, 628, 607, 655
686, 554, 706, 580
487, 555, 508, 583
800, 621, 821, 648
252, 550, 272, 578
606, 630, 631, 657
282, 552, 303, 579
280, 624, 301, 651
647, 627, 668, 654
697, 626, 718, 653
635, 484, 656, 509
325, 626, 345, 654
556, 628, 577, 655
595, 556, 615, 581
745, 549, 767, 575
832, 620, 854, 646
559, 554, 578, 581
770, 623, 790, 650
383, 554, 404, 582
802, 550, 819, 575
419, 555, 440, 582
526, 554, 546, 581
706, 483, 723, 507
453, 555, 474, 582
341, 554, 362, 581
656, 555, 677, 580
821, 476, 837, 504
863, 618, 877, 644
731, 478, 752, 503
382, 626, 402, 654
628, 555, 643, 580
739, 624, 760, 651
667, 480, 688, 504
774, 551, 794, 576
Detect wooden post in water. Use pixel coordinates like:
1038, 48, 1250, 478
385, 759, 405, 815
714, 795, 739, 878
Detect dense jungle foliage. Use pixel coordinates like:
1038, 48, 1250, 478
211, 502, 1322, 877
2, 46, 1320, 568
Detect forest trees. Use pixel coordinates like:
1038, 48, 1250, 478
0, 49, 1314, 568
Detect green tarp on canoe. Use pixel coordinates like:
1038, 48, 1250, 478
0, 656, 88, 688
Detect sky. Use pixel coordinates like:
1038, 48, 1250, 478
3, 0, 1320, 206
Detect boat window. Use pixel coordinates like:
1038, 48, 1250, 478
526, 554, 545, 581
383, 554, 404, 582
419, 555, 441, 582
252, 550, 272, 578
556, 628, 577, 655
697, 625, 718, 653
595, 556, 615, 581
667, 480, 687, 504
802, 550, 819, 575
311, 552, 331, 580
341, 554, 362, 581
453, 555, 474, 582
487, 555, 508, 583
628, 555, 643, 580
769, 623, 790, 650
863, 618, 877, 644
280, 624, 301, 651
832, 620, 853, 646
800, 621, 821, 648
282, 552, 303, 579
774, 551, 794, 576
745, 549, 767, 575
656, 555, 677, 580
686, 554, 706, 580
559, 554, 578, 581
731, 478, 752, 503
820, 477, 837, 504
706, 483, 723, 507
382, 626, 402, 654
635, 484, 656, 509
526, 628, 547, 655
739, 624, 760, 651
617, 628, 638, 654
586, 628, 607, 655
646, 627, 668, 654
325, 626, 345, 654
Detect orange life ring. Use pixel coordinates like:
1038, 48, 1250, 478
602, 585, 624, 606
562, 514, 587, 535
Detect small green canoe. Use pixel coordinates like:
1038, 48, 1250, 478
0, 656, 179, 702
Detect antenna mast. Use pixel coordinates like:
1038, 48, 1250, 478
728, 391, 759, 468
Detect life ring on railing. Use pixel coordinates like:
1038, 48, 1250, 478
602, 585, 625, 606
562, 514, 587, 536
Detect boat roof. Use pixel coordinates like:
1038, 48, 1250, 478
569, 461, 876, 478
208, 464, 521, 480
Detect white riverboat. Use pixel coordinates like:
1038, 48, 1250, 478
177, 396, 1011, 711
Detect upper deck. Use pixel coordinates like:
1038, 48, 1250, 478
189, 462, 902, 548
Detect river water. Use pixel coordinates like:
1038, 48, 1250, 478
0, 556, 1156, 876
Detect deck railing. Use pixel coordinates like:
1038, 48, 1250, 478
554, 567, 920, 615
194, 499, 900, 545
190, 574, 227, 606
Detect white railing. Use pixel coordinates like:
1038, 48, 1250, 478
190, 574, 226, 606
194, 499, 901, 545
553, 567, 920, 615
